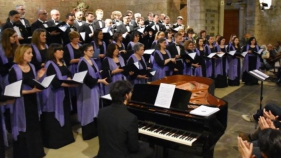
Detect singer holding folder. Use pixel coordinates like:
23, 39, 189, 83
127, 43, 149, 84
242, 37, 261, 85
41, 43, 77, 149
152, 38, 175, 81
8, 44, 46, 158
102, 43, 127, 94
77, 44, 108, 140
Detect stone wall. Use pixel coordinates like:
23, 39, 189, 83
0, 0, 184, 26
251, 0, 281, 45
187, 0, 220, 36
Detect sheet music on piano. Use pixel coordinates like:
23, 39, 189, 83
154, 83, 176, 109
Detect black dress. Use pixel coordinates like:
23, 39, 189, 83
78, 60, 99, 140
63, 45, 81, 68
198, 48, 207, 77
31, 48, 47, 72
242, 46, 259, 85
40, 63, 75, 149
0, 88, 6, 158
9, 67, 45, 158
214, 47, 228, 88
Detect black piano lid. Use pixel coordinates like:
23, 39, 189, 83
131, 84, 192, 112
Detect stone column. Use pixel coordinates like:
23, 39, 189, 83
239, 7, 244, 40
219, 0, 224, 35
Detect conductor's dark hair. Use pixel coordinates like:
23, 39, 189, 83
80, 43, 93, 56
113, 32, 122, 42
155, 38, 166, 50
65, 13, 75, 19
46, 43, 63, 62
217, 36, 225, 45
110, 80, 133, 104
247, 36, 257, 45
106, 43, 118, 58
258, 129, 281, 158
130, 31, 139, 42
9, 10, 19, 17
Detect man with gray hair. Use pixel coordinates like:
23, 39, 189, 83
15, 5, 30, 27
46, 9, 62, 44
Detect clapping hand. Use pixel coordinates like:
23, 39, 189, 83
263, 109, 279, 121
237, 137, 255, 158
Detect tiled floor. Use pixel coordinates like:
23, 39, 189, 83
5, 80, 281, 158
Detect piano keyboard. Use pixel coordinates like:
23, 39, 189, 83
138, 121, 200, 146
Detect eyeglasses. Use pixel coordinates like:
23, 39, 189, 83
11, 35, 18, 38
19, 9, 25, 10
87, 50, 94, 52
41, 13, 48, 15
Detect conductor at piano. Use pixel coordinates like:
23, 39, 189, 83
97, 80, 154, 158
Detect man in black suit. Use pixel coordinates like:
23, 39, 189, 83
61, 13, 77, 45
173, 16, 185, 31
78, 11, 95, 43
144, 12, 153, 25
31, 9, 59, 45
116, 15, 135, 48
97, 80, 153, 158
1, 10, 29, 44
147, 14, 166, 35
46, 9, 62, 44
167, 33, 185, 74
93, 9, 105, 30
103, 19, 114, 46
163, 16, 172, 30
73, 11, 85, 30
15, 5, 30, 28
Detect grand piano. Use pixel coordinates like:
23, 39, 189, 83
102, 75, 228, 158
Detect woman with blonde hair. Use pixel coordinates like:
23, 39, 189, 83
151, 31, 165, 49
8, 44, 46, 158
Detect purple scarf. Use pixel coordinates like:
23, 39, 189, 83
204, 44, 213, 77
66, 43, 81, 74
112, 41, 125, 49
242, 45, 261, 72
152, 50, 172, 81
92, 41, 106, 70
41, 60, 67, 126
227, 45, 240, 80
31, 44, 48, 63
104, 56, 126, 94
9, 64, 41, 140
127, 54, 147, 84
214, 45, 229, 77
0, 45, 8, 65
77, 57, 101, 126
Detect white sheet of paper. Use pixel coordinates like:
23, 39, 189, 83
228, 50, 236, 56
13, 26, 22, 37
144, 49, 155, 55
207, 53, 216, 58
241, 51, 248, 57
253, 69, 269, 78
43, 24, 48, 28
122, 33, 127, 38
126, 26, 130, 32
134, 62, 140, 69
137, 27, 145, 33
72, 70, 88, 83
4, 80, 22, 97
188, 52, 196, 60
101, 94, 112, 100
58, 25, 67, 32
190, 105, 220, 117
80, 32, 86, 41
109, 30, 113, 36
28, 36, 32, 39
249, 71, 266, 81
150, 71, 156, 76
40, 74, 56, 88
257, 49, 263, 55
154, 83, 176, 109
151, 25, 156, 30
216, 53, 225, 57
102, 27, 108, 33
174, 27, 180, 32
225, 45, 228, 50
